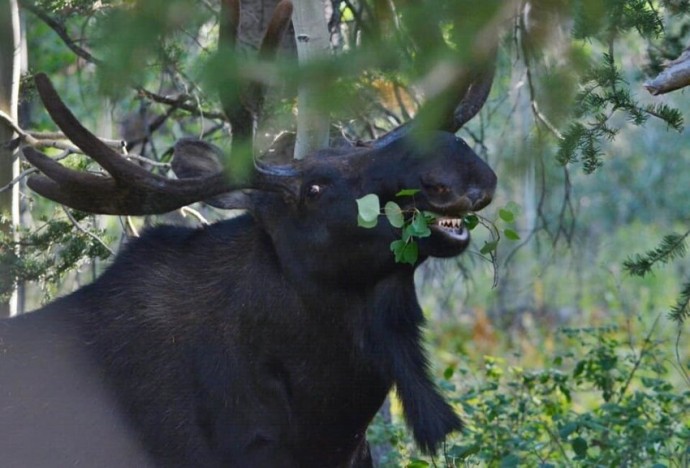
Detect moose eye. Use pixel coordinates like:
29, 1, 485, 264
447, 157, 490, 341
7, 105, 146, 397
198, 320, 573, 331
306, 184, 324, 199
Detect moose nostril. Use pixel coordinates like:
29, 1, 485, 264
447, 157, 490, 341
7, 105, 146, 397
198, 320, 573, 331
423, 183, 450, 195
467, 187, 483, 203
468, 187, 492, 210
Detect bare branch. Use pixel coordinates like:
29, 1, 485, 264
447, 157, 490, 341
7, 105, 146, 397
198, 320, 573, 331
0, 108, 124, 153
644, 48, 690, 95
136, 88, 227, 120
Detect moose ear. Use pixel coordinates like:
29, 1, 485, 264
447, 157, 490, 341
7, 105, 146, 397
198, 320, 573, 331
172, 138, 226, 179
172, 138, 254, 210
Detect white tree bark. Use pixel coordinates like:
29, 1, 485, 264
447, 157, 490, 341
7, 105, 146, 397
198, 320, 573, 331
292, 0, 330, 159
0, 0, 21, 318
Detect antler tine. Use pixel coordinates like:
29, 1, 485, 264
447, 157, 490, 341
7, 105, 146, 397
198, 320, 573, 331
371, 53, 497, 149
447, 59, 496, 132
25, 145, 234, 215
219, 0, 240, 50
24, 147, 125, 214
25, 74, 237, 215
218, 0, 293, 144
258, 0, 294, 60
34, 73, 149, 181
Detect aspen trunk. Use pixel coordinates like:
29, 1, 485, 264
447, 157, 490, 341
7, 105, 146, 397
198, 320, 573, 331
292, 0, 330, 159
0, 0, 20, 318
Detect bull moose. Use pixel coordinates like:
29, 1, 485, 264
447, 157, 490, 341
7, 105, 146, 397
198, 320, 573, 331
0, 2, 497, 467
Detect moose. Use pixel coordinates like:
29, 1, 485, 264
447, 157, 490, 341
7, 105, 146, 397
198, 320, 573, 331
0, 2, 497, 467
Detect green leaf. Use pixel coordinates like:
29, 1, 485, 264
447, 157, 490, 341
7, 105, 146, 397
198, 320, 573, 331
480, 241, 498, 255
396, 188, 421, 197
390, 239, 418, 265
406, 460, 429, 468
559, 422, 578, 439
448, 444, 480, 459
356, 194, 380, 223
443, 366, 455, 380
504, 228, 520, 240
505, 201, 521, 215
499, 208, 515, 223
384, 201, 404, 228
572, 437, 588, 458
422, 211, 437, 223
409, 213, 431, 237
390, 239, 406, 253
357, 214, 378, 229
464, 214, 479, 230
499, 454, 520, 468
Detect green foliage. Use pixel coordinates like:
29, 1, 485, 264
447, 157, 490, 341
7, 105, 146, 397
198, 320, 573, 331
548, 1, 685, 174
624, 232, 690, 278
624, 231, 690, 323
670, 282, 690, 324
371, 326, 690, 467
0, 213, 111, 303
355, 192, 434, 265
558, 53, 684, 174
571, 0, 663, 40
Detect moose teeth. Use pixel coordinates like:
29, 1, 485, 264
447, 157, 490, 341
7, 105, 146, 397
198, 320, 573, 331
437, 218, 463, 229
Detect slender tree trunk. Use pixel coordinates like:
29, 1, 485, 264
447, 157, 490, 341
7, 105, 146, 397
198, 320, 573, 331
0, 0, 21, 318
292, 0, 330, 159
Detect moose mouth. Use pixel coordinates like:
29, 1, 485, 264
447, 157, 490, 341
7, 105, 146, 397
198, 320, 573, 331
432, 216, 469, 242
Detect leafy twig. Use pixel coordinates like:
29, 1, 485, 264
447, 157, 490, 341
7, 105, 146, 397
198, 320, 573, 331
19, 0, 102, 65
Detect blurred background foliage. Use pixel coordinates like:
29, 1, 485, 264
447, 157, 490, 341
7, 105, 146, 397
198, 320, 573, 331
1, 0, 689, 465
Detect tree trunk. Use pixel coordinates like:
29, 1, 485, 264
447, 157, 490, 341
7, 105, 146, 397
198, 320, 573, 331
0, 0, 21, 318
292, 0, 330, 159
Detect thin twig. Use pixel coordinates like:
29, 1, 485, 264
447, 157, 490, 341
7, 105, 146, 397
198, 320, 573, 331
124, 153, 171, 168
0, 168, 38, 193
616, 313, 661, 402
136, 88, 227, 120
62, 207, 115, 256
1, 109, 127, 154
674, 329, 690, 386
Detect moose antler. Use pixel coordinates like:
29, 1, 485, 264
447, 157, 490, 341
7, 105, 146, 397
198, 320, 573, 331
24, 1, 295, 216
371, 57, 496, 149
218, 0, 293, 143
25, 74, 234, 215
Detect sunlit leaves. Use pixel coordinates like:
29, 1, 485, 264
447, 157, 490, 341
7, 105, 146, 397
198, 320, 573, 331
356, 193, 380, 228
384, 201, 404, 228
355, 192, 435, 265
498, 208, 514, 223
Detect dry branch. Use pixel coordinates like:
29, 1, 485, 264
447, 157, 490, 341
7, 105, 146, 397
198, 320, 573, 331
644, 48, 690, 95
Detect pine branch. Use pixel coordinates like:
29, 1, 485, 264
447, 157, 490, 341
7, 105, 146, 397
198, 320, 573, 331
669, 281, 690, 323
623, 231, 690, 277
